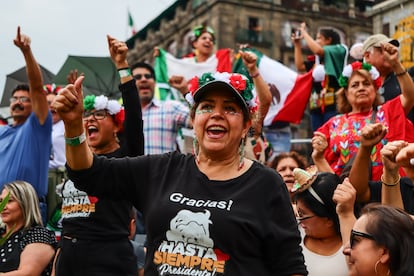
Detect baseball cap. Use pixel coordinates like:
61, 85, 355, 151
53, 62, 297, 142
189, 72, 254, 115
362, 34, 399, 53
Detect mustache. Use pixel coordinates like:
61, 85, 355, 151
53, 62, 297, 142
12, 104, 24, 111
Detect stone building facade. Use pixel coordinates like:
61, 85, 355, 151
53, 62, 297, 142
125, 0, 378, 155
127, 0, 374, 68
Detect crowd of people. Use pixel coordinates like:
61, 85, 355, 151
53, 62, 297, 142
1, 22, 414, 276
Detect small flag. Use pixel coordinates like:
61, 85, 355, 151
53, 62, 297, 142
128, 11, 136, 36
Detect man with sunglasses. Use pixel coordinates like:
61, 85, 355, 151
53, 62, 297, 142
130, 62, 191, 154
0, 27, 52, 222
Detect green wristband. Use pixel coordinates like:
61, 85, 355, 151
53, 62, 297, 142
118, 68, 132, 78
65, 132, 86, 146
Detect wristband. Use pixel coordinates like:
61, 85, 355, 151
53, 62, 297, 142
118, 68, 132, 78
249, 71, 260, 79
381, 174, 400, 187
395, 69, 407, 77
65, 132, 86, 146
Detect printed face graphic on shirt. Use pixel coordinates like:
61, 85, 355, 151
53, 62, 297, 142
154, 209, 230, 275
61, 180, 99, 218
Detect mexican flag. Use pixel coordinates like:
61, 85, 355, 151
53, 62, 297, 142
154, 48, 232, 100
127, 11, 136, 36
233, 48, 313, 125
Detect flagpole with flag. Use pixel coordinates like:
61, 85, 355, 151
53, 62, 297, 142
127, 9, 136, 38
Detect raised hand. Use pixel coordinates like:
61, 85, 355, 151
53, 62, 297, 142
67, 70, 80, 85
396, 143, 414, 181
381, 140, 408, 174
168, 75, 188, 95
381, 41, 400, 67
311, 131, 328, 158
53, 76, 85, 125
239, 50, 258, 74
13, 26, 31, 53
153, 46, 160, 58
333, 177, 356, 217
359, 123, 387, 148
107, 35, 128, 68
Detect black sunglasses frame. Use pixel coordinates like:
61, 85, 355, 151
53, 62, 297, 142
350, 229, 375, 249
133, 73, 153, 81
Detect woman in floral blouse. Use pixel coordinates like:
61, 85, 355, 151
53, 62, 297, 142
312, 41, 414, 181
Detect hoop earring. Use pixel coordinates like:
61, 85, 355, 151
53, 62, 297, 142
238, 137, 246, 170
193, 137, 200, 164
374, 260, 380, 275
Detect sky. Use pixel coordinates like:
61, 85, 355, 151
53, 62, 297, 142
0, 0, 175, 112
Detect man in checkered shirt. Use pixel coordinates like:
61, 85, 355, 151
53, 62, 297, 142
131, 62, 191, 154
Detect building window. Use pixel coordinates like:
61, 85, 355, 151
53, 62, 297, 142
248, 17, 262, 43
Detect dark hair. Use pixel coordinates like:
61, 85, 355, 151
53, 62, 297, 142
319, 28, 341, 45
294, 172, 341, 235
362, 204, 414, 276
11, 84, 30, 96
130, 62, 156, 80
268, 151, 308, 170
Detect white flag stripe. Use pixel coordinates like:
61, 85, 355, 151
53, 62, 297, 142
258, 55, 298, 126
165, 52, 218, 80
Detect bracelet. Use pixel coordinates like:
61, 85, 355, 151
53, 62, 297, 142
381, 174, 400, 187
395, 69, 407, 77
249, 71, 260, 79
65, 132, 86, 146
118, 68, 132, 78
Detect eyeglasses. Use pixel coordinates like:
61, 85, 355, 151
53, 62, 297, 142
83, 110, 108, 120
350, 229, 375, 249
10, 96, 30, 103
133, 73, 153, 81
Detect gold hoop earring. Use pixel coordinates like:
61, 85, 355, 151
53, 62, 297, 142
374, 260, 380, 275
193, 137, 200, 164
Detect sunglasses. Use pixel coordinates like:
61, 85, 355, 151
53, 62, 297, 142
350, 229, 375, 249
10, 96, 30, 103
83, 110, 108, 120
133, 73, 153, 81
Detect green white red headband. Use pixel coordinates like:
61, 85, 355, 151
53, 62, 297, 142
84, 95, 124, 126
338, 61, 382, 89
187, 72, 256, 112
193, 25, 215, 42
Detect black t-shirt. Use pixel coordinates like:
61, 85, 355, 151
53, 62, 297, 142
380, 70, 414, 123
61, 79, 144, 240
369, 177, 414, 214
69, 153, 308, 275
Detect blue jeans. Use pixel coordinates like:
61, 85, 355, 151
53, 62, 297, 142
264, 126, 292, 161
